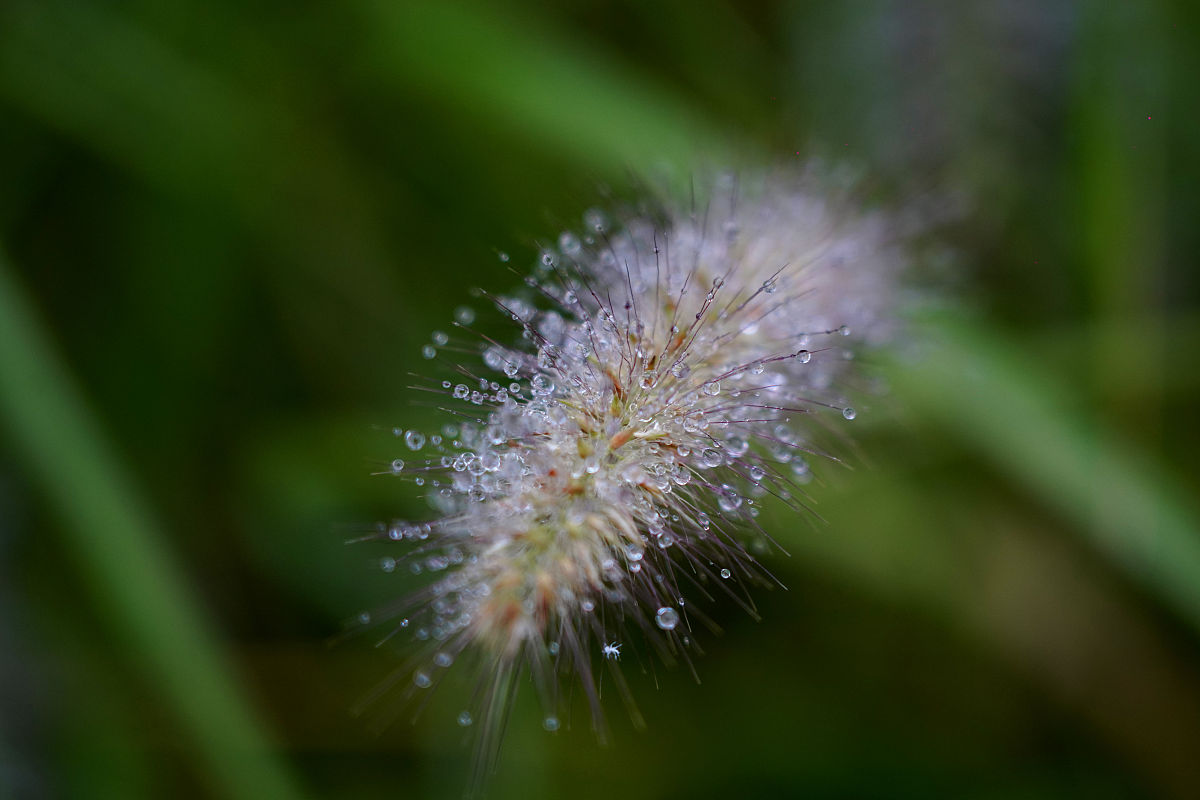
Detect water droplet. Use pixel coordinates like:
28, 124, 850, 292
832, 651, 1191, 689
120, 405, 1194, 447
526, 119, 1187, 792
413, 671, 432, 688
639, 370, 658, 389
701, 449, 723, 469
497, 251, 510, 262
795, 349, 811, 364
583, 208, 608, 233
380, 557, 396, 573
543, 716, 560, 732
432, 330, 449, 346
670, 362, 691, 379
422, 345, 436, 359
457, 711, 473, 727
718, 492, 742, 512
839, 325, 850, 336
434, 652, 453, 667
720, 569, 732, 579
390, 459, 405, 473
724, 436, 749, 457
405, 430, 426, 450
655, 607, 680, 630
558, 232, 581, 255
703, 381, 721, 396
842, 407, 857, 420
357, 611, 371, 625
454, 306, 476, 325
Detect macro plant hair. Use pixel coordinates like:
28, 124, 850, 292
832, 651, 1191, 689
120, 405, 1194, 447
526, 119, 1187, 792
348, 165, 912, 789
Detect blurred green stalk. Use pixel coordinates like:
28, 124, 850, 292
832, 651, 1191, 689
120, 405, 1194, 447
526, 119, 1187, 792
0, 250, 306, 800
894, 317, 1200, 632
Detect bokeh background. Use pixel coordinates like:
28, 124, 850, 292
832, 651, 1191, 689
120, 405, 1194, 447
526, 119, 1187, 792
2, 1, 1199, 798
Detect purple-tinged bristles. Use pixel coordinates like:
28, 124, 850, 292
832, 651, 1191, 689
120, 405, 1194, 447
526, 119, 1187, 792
349, 167, 911, 792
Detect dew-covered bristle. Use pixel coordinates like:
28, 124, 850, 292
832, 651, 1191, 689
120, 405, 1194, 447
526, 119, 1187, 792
350, 168, 909, 788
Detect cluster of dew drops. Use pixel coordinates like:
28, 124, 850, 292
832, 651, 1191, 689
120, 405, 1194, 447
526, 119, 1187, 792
358, 198, 873, 732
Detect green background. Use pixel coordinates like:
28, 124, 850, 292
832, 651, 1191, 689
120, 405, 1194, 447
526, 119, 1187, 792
2, 1, 1199, 798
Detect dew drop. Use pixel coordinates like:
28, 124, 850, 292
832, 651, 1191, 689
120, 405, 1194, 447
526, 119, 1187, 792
718, 492, 742, 512
720, 569, 732, 579
655, 607, 680, 630
839, 325, 850, 336
432, 330, 449, 346
842, 407, 857, 420
583, 208, 608, 233
390, 459, 405, 473
543, 716, 560, 732
380, 557, 396, 573
413, 671, 432, 689
795, 349, 811, 364
498, 251, 510, 262
703, 381, 721, 397
404, 430, 426, 450
454, 306, 476, 325
422, 345, 436, 359
558, 232, 581, 255
457, 711, 473, 727
724, 436, 749, 457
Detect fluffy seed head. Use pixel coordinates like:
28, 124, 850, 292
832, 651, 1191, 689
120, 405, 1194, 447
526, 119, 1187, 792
354, 167, 912, 784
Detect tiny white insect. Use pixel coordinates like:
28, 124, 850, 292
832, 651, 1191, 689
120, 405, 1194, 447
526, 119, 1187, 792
601, 642, 621, 660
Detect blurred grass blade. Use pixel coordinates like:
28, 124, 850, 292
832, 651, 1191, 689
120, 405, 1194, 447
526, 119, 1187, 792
892, 317, 1200, 632
355, 0, 733, 178
0, 0, 402, 318
0, 249, 306, 800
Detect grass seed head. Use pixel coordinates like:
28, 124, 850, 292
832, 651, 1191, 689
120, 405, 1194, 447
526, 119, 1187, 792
352, 166, 915, 790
